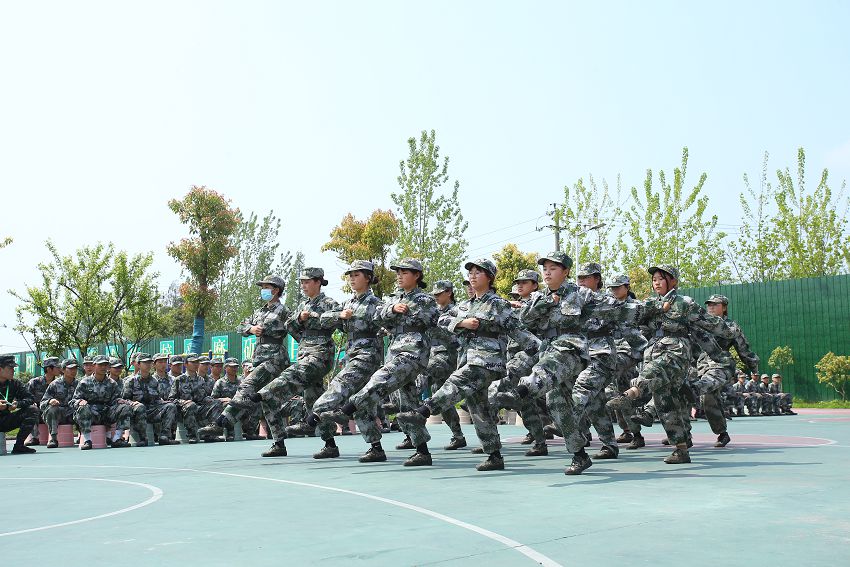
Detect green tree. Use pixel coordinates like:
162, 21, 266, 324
10, 241, 161, 361
620, 148, 731, 287
768, 345, 794, 374
815, 352, 850, 401
209, 210, 292, 331
392, 130, 468, 288
493, 244, 538, 298
559, 175, 624, 273
322, 209, 400, 297
284, 251, 305, 311
167, 186, 240, 354
0, 237, 11, 249
160, 281, 194, 336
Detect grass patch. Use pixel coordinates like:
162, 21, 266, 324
794, 400, 850, 409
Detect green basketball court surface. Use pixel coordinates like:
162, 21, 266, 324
3, 409, 848, 566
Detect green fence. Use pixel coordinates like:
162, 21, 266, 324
681, 274, 850, 402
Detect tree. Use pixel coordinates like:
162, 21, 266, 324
559, 175, 624, 273
322, 210, 399, 297
392, 130, 468, 289
167, 186, 239, 354
768, 346, 794, 375
620, 148, 731, 287
493, 244, 538, 298
284, 251, 305, 311
10, 240, 161, 361
0, 237, 11, 249
209, 210, 292, 331
160, 281, 194, 336
815, 352, 850, 401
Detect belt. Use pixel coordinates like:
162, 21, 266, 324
392, 325, 427, 335
350, 332, 379, 341
258, 336, 284, 345
467, 330, 501, 339
586, 330, 613, 339
301, 330, 332, 339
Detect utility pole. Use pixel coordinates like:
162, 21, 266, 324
538, 203, 562, 250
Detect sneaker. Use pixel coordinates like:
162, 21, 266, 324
564, 453, 592, 475
606, 395, 633, 412
403, 452, 432, 466
444, 437, 467, 451
81, 440, 93, 451
592, 446, 618, 459
470, 446, 485, 454
359, 447, 387, 463
46, 438, 59, 449
714, 432, 731, 447
664, 448, 691, 464
395, 436, 414, 450
11, 444, 37, 454
520, 433, 535, 445
262, 442, 287, 457
313, 445, 340, 459
476, 454, 505, 471
524, 443, 548, 457
616, 431, 633, 444
626, 434, 645, 450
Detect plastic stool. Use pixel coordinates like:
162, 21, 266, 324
38, 423, 49, 442
229, 421, 243, 441
57, 424, 75, 448
258, 422, 269, 439
176, 422, 195, 443
81, 425, 108, 449
348, 419, 358, 434
0, 438, 7, 455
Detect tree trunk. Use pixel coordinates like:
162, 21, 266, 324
191, 316, 205, 355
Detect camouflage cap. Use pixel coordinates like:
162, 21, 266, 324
152, 353, 169, 362
513, 269, 540, 284
242, 360, 253, 367
344, 260, 375, 274
607, 274, 631, 287
576, 262, 603, 277
184, 353, 200, 363
771, 373, 781, 379
60, 358, 78, 369
0, 354, 18, 368
430, 279, 454, 295
109, 356, 124, 368
197, 355, 210, 364
464, 258, 497, 278
704, 294, 729, 306
256, 275, 285, 290
136, 353, 153, 363
537, 251, 574, 269
761, 374, 770, 379
224, 357, 239, 367
92, 355, 110, 365
41, 356, 61, 368
648, 264, 680, 280
298, 267, 329, 286
169, 355, 185, 365
210, 357, 224, 365
390, 258, 424, 273
508, 284, 520, 299
82, 356, 94, 364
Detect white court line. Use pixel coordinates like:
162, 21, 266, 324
22, 464, 562, 567
0, 477, 163, 537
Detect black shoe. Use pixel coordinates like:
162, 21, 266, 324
198, 424, 224, 438
661, 437, 671, 446
135, 439, 148, 447
524, 443, 548, 457
476, 454, 505, 471
403, 452, 432, 466
106, 437, 113, 447
188, 438, 198, 444
359, 447, 387, 463
520, 433, 534, 445
565, 453, 592, 475
46, 438, 59, 449
786, 410, 797, 415
262, 442, 287, 457
664, 448, 691, 464
592, 446, 618, 459
242, 433, 264, 441
470, 446, 485, 454
81, 440, 93, 451
616, 432, 633, 444
111, 438, 131, 448
631, 411, 654, 427
444, 437, 467, 450
313, 445, 340, 459
543, 424, 562, 438
158, 436, 178, 445
395, 437, 414, 450
714, 432, 731, 447
627, 434, 645, 450
25, 438, 40, 446
11, 444, 37, 454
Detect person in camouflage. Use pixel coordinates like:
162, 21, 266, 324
108, 357, 125, 382
198, 356, 216, 397
688, 327, 735, 447
340, 258, 438, 465
81, 356, 94, 378
399, 259, 541, 471
41, 358, 80, 448
24, 356, 61, 446
0, 354, 39, 454
73, 355, 132, 449
169, 353, 222, 443
608, 265, 735, 465
770, 374, 795, 414
251, 268, 339, 457
308, 260, 385, 459
199, 275, 291, 441
210, 357, 263, 440
122, 353, 179, 446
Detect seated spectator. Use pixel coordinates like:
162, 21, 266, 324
41, 358, 80, 448
121, 353, 179, 446
72, 355, 132, 449
770, 374, 796, 415
0, 355, 39, 454
24, 356, 61, 446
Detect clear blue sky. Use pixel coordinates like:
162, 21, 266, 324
2, 1, 849, 352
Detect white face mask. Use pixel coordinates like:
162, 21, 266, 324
260, 289, 274, 301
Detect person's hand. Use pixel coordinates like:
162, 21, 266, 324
460, 318, 480, 330
551, 294, 560, 304
0, 400, 7, 411
78, 400, 88, 406
250, 325, 264, 336
49, 398, 60, 406
662, 301, 672, 313
510, 300, 523, 309
339, 309, 354, 320
299, 311, 312, 322
392, 303, 409, 314
219, 397, 231, 404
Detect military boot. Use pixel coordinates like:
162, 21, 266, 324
564, 452, 592, 475
198, 424, 224, 438
520, 433, 534, 445
592, 446, 618, 459
524, 442, 548, 457
616, 431, 633, 444
395, 436, 414, 450
444, 436, 467, 450
476, 452, 505, 471
359, 447, 387, 463
543, 424, 562, 438
627, 434, 645, 449
46, 437, 59, 449
470, 446, 485, 454
403, 451, 432, 467
714, 432, 731, 447
664, 448, 691, 464
606, 395, 633, 412
262, 441, 287, 457
313, 445, 340, 459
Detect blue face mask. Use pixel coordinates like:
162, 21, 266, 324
260, 289, 274, 301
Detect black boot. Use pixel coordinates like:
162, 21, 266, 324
313, 441, 340, 459
395, 436, 414, 450
476, 451, 505, 471
524, 442, 548, 457
565, 450, 592, 475
444, 436, 467, 450
262, 440, 287, 457
714, 432, 731, 447
359, 443, 387, 463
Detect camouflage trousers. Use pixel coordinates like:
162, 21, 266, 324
743, 393, 761, 415
349, 352, 428, 447
75, 403, 130, 434
313, 351, 383, 444
688, 367, 729, 435
418, 350, 464, 440
222, 355, 290, 425
566, 353, 618, 454
632, 342, 689, 446
43, 405, 74, 437
258, 352, 333, 441
175, 398, 223, 433
488, 351, 547, 444
610, 354, 642, 435
128, 401, 177, 440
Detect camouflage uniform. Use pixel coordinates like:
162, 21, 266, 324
122, 357, 178, 443
730, 376, 747, 416
744, 377, 763, 415
312, 262, 384, 446
211, 361, 262, 436
198, 356, 217, 397
25, 356, 61, 441
40, 362, 79, 438
169, 364, 223, 436
0, 356, 39, 452
769, 377, 793, 413
73, 368, 131, 435
347, 260, 438, 449
689, 329, 734, 435
257, 268, 339, 442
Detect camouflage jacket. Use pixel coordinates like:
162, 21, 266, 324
287, 292, 340, 357
441, 289, 540, 373
320, 289, 383, 361
122, 373, 171, 405
40, 378, 79, 411
73, 376, 126, 408
608, 295, 648, 361
238, 300, 291, 366
202, 375, 216, 397
744, 379, 763, 394
212, 376, 241, 399
521, 282, 637, 359
640, 292, 735, 354
0, 378, 34, 410
768, 382, 783, 394
692, 328, 735, 374
732, 381, 746, 394
430, 302, 461, 354
26, 376, 55, 404
717, 317, 760, 374
169, 372, 211, 403
376, 286, 438, 365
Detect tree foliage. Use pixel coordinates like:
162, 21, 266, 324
815, 352, 850, 401
284, 251, 305, 311
559, 175, 624, 273
392, 130, 468, 289
768, 345, 794, 374
493, 244, 538, 298
322, 210, 399, 297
